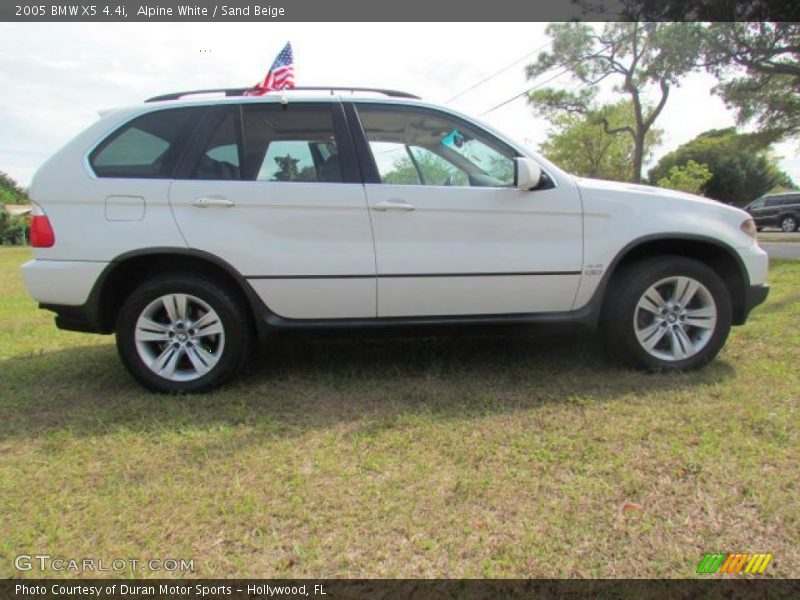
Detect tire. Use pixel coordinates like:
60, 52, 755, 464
601, 256, 732, 371
780, 215, 798, 232
116, 273, 253, 393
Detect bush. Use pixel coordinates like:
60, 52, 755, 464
656, 160, 713, 195
0, 170, 29, 205
648, 128, 794, 206
0, 207, 29, 246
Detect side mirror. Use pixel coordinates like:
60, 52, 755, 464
515, 157, 542, 190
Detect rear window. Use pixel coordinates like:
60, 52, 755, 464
90, 107, 203, 178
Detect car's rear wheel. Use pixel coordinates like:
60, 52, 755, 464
602, 257, 732, 370
780, 215, 798, 232
116, 273, 252, 393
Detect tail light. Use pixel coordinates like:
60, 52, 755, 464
740, 218, 757, 240
30, 203, 55, 248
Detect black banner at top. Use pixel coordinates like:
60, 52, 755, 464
2, 0, 799, 22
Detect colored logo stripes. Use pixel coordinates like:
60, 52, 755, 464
696, 552, 773, 574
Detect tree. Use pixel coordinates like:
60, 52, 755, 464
700, 23, 800, 140
648, 128, 795, 206
382, 156, 420, 185
656, 160, 713, 195
572, 0, 795, 22
525, 22, 703, 183
0, 170, 29, 205
0, 209, 29, 246
538, 100, 661, 181
382, 150, 466, 186
271, 154, 315, 182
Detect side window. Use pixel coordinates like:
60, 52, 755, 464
193, 111, 241, 181
90, 108, 202, 178
260, 141, 317, 182
370, 142, 420, 184
356, 105, 516, 188
242, 105, 343, 183
409, 146, 470, 186
765, 197, 784, 207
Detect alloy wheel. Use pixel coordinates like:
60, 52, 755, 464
633, 276, 717, 362
134, 293, 225, 382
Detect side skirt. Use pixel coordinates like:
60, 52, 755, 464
260, 304, 599, 341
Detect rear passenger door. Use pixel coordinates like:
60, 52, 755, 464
169, 102, 377, 319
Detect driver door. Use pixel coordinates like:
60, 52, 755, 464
350, 103, 583, 318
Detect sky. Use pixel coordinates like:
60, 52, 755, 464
0, 22, 797, 188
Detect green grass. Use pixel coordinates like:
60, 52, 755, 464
0, 247, 797, 578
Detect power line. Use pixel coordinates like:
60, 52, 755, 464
480, 66, 572, 116
445, 41, 553, 104
479, 24, 643, 117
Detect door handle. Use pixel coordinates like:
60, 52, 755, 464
372, 200, 416, 212
193, 197, 235, 208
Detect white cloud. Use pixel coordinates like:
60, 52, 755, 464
0, 22, 797, 188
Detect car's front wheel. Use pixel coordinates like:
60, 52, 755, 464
116, 273, 252, 393
602, 257, 732, 370
780, 215, 798, 232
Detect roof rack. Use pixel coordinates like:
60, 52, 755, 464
146, 86, 420, 103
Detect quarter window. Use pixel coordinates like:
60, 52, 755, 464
90, 107, 203, 178
356, 105, 516, 188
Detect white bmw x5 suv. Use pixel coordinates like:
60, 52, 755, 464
22, 87, 769, 392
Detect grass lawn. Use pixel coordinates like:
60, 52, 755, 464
0, 246, 797, 578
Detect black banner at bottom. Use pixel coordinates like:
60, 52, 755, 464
3, 579, 799, 600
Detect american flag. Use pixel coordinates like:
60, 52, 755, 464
244, 42, 295, 96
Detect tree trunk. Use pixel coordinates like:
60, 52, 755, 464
631, 130, 646, 183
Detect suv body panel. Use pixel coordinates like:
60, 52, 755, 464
22, 259, 107, 306
574, 177, 768, 308
27, 106, 189, 265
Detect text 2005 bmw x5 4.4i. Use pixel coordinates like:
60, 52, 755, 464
22, 87, 769, 393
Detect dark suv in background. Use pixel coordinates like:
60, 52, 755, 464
746, 192, 800, 232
